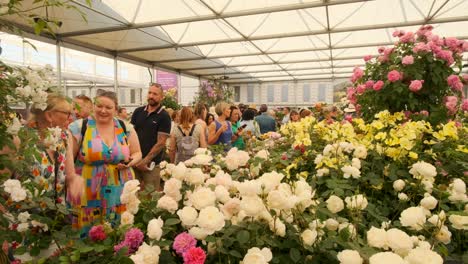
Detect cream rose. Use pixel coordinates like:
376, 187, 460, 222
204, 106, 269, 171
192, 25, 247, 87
326, 195, 344, 213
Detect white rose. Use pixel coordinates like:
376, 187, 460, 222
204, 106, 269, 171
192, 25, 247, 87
221, 198, 241, 220
225, 155, 240, 171
10, 187, 27, 202
325, 218, 339, 231
17, 222, 29, 233
120, 211, 134, 226
301, 229, 318, 246
171, 162, 187, 180
448, 214, 468, 230
126, 198, 141, 214
194, 148, 211, 156
122, 179, 140, 196
6, 117, 21, 135
427, 215, 441, 227
339, 223, 356, 238
215, 185, 231, 203
188, 226, 210, 240
164, 178, 182, 199
267, 190, 296, 211
316, 168, 329, 177
366, 226, 388, 249
351, 158, 361, 169
236, 180, 261, 196
3, 179, 21, 193
30, 220, 48, 231
421, 179, 434, 193
177, 206, 198, 227
191, 153, 213, 165
404, 247, 443, 264
147, 217, 164, 240
214, 170, 233, 187
258, 171, 284, 193
326, 195, 344, 213
196, 206, 225, 234
435, 225, 451, 244
369, 252, 405, 264
345, 195, 368, 210
386, 228, 413, 256
393, 179, 405, 191
241, 247, 272, 264
353, 145, 367, 159
255, 150, 269, 160
341, 165, 361, 179
451, 178, 466, 193
131, 242, 161, 264
268, 218, 286, 237
191, 187, 216, 210
400, 207, 426, 231
420, 195, 438, 210
186, 168, 207, 186
337, 249, 363, 264
398, 192, 409, 201
18, 212, 30, 223
240, 195, 265, 217
156, 195, 179, 213
409, 161, 437, 180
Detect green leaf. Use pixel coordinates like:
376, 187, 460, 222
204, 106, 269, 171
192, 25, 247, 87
79, 246, 94, 253
236, 230, 250, 244
165, 218, 181, 226
290, 248, 301, 263
205, 235, 216, 243
229, 250, 243, 258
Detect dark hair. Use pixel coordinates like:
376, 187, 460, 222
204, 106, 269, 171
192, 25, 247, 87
194, 103, 207, 119
75, 94, 92, 104
284, 107, 290, 112
95, 90, 118, 108
229, 106, 239, 122
205, 113, 214, 124
289, 110, 299, 118
242, 108, 256, 121
118, 107, 126, 114
149, 83, 164, 94
260, 104, 267, 113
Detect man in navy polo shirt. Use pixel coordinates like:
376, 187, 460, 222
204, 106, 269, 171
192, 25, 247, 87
131, 83, 171, 190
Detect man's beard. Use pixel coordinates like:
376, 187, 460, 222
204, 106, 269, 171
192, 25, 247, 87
148, 99, 159, 106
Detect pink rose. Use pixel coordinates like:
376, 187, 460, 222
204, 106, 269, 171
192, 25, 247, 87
463, 74, 468, 83
373, 80, 384, 91
399, 32, 415, 43
413, 42, 430, 53
462, 99, 468, 111
409, 80, 424, 92
435, 49, 454, 65
350, 67, 364, 83
377, 55, 388, 62
183, 247, 207, 264
365, 80, 375, 89
378, 47, 385, 54
387, 70, 402, 82
447, 75, 463, 92
393, 30, 404, 37
420, 110, 429, 116
383, 48, 394, 56
402, 55, 414, 65
363, 55, 372, 62
445, 96, 458, 115
173, 232, 197, 256
89, 225, 107, 242
356, 84, 366, 94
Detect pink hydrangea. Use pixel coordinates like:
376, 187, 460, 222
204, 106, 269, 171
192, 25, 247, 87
89, 225, 106, 242
350, 67, 364, 83
462, 99, 468, 112
387, 70, 402, 82
363, 55, 373, 62
409, 80, 424, 92
182, 247, 206, 264
445, 96, 458, 115
173, 232, 197, 256
373, 80, 384, 91
402, 55, 414, 65
447, 75, 463, 92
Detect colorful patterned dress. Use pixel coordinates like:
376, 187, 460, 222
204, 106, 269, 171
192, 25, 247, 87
69, 117, 134, 237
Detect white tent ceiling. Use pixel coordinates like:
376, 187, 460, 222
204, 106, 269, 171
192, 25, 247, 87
2, 0, 468, 83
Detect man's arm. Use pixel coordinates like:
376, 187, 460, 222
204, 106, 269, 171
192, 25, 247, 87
137, 132, 169, 169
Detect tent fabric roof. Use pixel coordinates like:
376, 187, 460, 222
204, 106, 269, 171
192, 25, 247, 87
2, 0, 468, 83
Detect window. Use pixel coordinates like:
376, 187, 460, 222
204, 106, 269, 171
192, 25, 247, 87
234, 86, 240, 102
247, 85, 254, 102
130, 89, 136, 104
267, 85, 274, 102
281, 85, 288, 102
318, 83, 327, 102
120, 89, 126, 104
303, 84, 310, 102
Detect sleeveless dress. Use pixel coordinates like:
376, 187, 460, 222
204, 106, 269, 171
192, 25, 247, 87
69, 117, 135, 237
214, 120, 233, 150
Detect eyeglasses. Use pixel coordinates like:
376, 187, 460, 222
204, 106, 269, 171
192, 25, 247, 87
54, 110, 72, 118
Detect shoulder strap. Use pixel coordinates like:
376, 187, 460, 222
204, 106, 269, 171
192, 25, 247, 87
189, 124, 197, 136
118, 119, 127, 135
177, 125, 187, 136
75, 118, 88, 162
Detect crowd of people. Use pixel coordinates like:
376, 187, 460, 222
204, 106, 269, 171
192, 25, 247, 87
4, 82, 358, 238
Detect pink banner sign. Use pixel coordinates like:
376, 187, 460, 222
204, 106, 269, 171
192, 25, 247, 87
156, 70, 178, 91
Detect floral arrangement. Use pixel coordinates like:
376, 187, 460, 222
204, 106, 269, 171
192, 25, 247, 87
193, 81, 234, 107
348, 25, 468, 124
161, 87, 181, 110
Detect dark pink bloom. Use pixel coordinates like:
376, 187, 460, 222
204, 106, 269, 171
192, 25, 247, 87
378, 46, 385, 54
447, 75, 463, 92
89, 225, 107, 242
173, 232, 197, 256
365, 80, 375, 89
114, 228, 144, 255
402, 55, 414, 65
356, 84, 366, 94
350, 67, 364, 83
11, 260, 21, 264
363, 55, 373, 62
373, 80, 384, 91
409, 80, 424, 92
462, 99, 468, 111
183, 247, 206, 264
383, 48, 394, 56
393, 30, 404, 37
387, 70, 402, 82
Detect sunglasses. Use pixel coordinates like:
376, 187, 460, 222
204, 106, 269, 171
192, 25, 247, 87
54, 110, 72, 118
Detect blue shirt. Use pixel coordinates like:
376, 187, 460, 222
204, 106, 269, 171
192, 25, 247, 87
255, 113, 276, 134
214, 120, 232, 147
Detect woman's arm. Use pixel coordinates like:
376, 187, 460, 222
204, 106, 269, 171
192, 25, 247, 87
208, 121, 226, 145
126, 128, 142, 167
199, 126, 207, 148
65, 130, 83, 203
169, 133, 177, 164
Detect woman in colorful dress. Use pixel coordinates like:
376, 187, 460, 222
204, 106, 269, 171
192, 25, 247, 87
69, 91, 142, 237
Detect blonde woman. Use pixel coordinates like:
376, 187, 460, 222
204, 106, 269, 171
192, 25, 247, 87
169, 107, 206, 163
69, 91, 142, 236
207, 102, 232, 149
